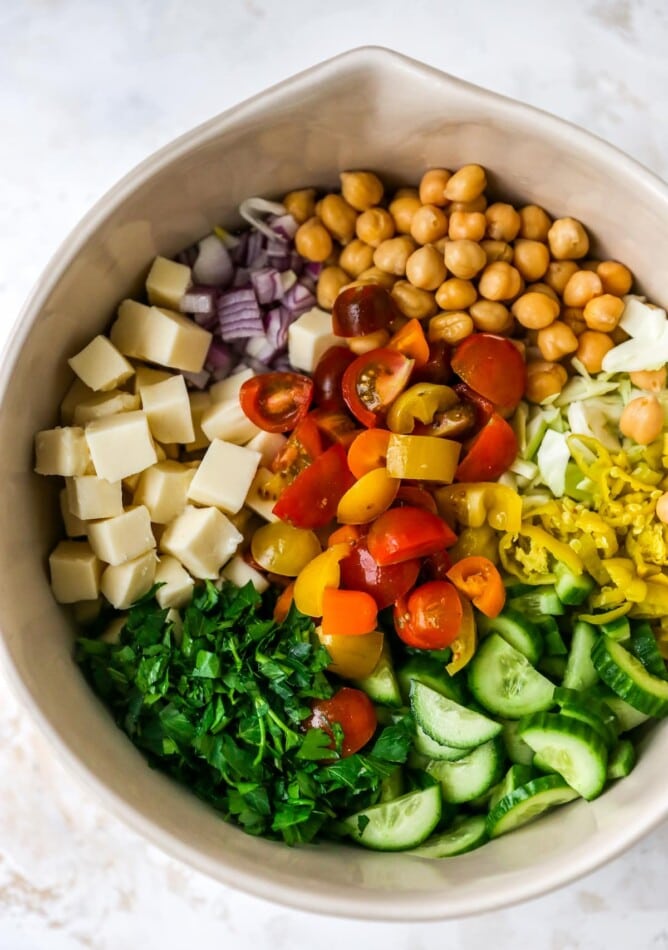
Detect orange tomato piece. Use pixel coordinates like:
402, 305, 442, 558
327, 524, 362, 548
388, 318, 430, 367
273, 582, 295, 623
447, 555, 506, 618
321, 588, 378, 637
347, 429, 391, 479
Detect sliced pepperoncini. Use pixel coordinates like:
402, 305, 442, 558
386, 383, 458, 434
293, 543, 350, 616
386, 433, 460, 482
499, 524, 583, 584
446, 592, 476, 675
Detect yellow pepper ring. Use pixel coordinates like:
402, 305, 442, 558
446, 592, 476, 675
293, 543, 350, 617
386, 433, 460, 483
386, 383, 458, 434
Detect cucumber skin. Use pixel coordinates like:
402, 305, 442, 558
607, 739, 636, 779
501, 720, 536, 766
410, 681, 502, 749
592, 636, 668, 717
518, 712, 608, 801
409, 815, 488, 858
630, 632, 668, 682
426, 738, 506, 805
478, 607, 544, 665
413, 724, 470, 761
342, 785, 442, 852
563, 621, 599, 692
397, 657, 465, 706
486, 774, 580, 839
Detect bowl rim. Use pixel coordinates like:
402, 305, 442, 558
2, 45, 668, 921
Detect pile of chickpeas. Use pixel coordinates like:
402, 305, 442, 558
283, 166, 638, 405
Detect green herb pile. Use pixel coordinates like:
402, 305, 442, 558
77, 582, 413, 844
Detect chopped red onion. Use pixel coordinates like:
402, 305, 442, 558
193, 234, 234, 287
265, 305, 292, 350
251, 267, 287, 305
218, 288, 264, 340
205, 339, 235, 373
245, 229, 266, 268
282, 281, 316, 316
239, 197, 289, 243
180, 285, 218, 316
268, 213, 299, 241
229, 231, 249, 265
231, 267, 251, 289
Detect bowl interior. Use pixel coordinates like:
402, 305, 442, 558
1, 47, 668, 921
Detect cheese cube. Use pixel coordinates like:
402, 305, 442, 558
140, 375, 195, 444
186, 390, 212, 450
221, 555, 269, 593
60, 488, 87, 537
60, 378, 95, 424
85, 411, 158, 482
100, 550, 157, 609
110, 300, 212, 372
68, 335, 134, 392
245, 430, 287, 468
187, 440, 261, 514
100, 615, 127, 644
49, 540, 102, 603
66, 476, 124, 520
35, 427, 91, 476
166, 607, 184, 644
133, 461, 196, 524
154, 555, 194, 608
200, 398, 260, 444
72, 598, 103, 625
209, 367, 255, 403
244, 467, 280, 522
160, 505, 242, 579
132, 363, 174, 393
87, 505, 155, 566
146, 256, 192, 310
72, 390, 140, 426
288, 306, 345, 373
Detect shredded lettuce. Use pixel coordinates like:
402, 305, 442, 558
536, 428, 570, 498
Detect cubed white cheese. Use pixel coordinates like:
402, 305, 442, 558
100, 550, 157, 609
72, 598, 103, 625
87, 505, 156, 566
60, 378, 95, 425
244, 467, 281, 522
85, 411, 158, 482
35, 427, 91, 476
186, 390, 212, 450
288, 306, 345, 373
200, 398, 260, 444
49, 540, 102, 603
245, 430, 287, 468
140, 374, 195, 444
133, 460, 196, 524
209, 367, 255, 403
59, 488, 87, 538
154, 555, 194, 609
72, 390, 141, 426
110, 300, 212, 372
65, 476, 124, 520
160, 505, 242, 579
146, 256, 192, 310
68, 335, 134, 392
221, 555, 269, 593
132, 363, 174, 393
187, 439, 261, 514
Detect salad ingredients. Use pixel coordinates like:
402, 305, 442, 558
367, 507, 457, 566
447, 556, 505, 618
394, 580, 463, 649
450, 334, 526, 411
341, 348, 414, 427
239, 371, 313, 432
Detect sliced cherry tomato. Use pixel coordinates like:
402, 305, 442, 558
273, 582, 295, 623
332, 284, 401, 337
240, 371, 314, 433
367, 506, 457, 566
347, 429, 391, 479
308, 687, 377, 757
342, 348, 414, 428
394, 485, 439, 514
270, 415, 324, 477
328, 524, 362, 548
411, 340, 452, 386
313, 346, 356, 410
451, 333, 526, 412
455, 412, 519, 483
421, 549, 453, 582
447, 555, 506, 618
321, 588, 378, 637
272, 443, 355, 529
453, 382, 495, 428
309, 408, 360, 448
388, 318, 429, 367
393, 580, 463, 650
339, 539, 420, 610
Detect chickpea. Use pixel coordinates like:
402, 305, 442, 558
525, 360, 569, 403
478, 261, 522, 301
597, 260, 633, 296
389, 194, 422, 234
512, 291, 560, 329
339, 238, 375, 277
391, 281, 438, 320
432, 236, 449, 254
469, 300, 512, 333
294, 216, 333, 262
449, 195, 488, 213
355, 267, 397, 290
655, 492, 668, 525
316, 266, 350, 310
545, 260, 579, 295
513, 239, 550, 281
583, 293, 625, 332
419, 168, 451, 206
410, 204, 449, 244
444, 240, 487, 280
283, 188, 316, 224
339, 171, 384, 211
620, 395, 664, 445
536, 321, 579, 362
629, 367, 667, 393
576, 330, 615, 374
428, 311, 474, 344
448, 211, 487, 242
444, 164, 487, 203
435, 278, 477, 311
373, 235, 417, 276
481, 240, 513, 263
562, 307, 587, 336
406, 245, 447, 290
562, 270, 604, 308
526, 282, 559, 302
485, 203, 521, 242
519, 205, 552, 241
356, 207, 395, 247
547, 217, 590, 260
317, 193, 358, 244
348, 329, 390, 355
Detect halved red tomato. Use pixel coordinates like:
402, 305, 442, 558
393, 580, 463, 650
313, 346, 356, 411
411, 340, 453, 386
394, 485, 439, 514
366, 506, 457, 566
451, 333, 526, 412
453, 382, 495, 428
272, 443, 355, 528
309, 408, 360, 448
332, 284, 401, 337
270, 415, 324, 478
240, 371, 314, 433
339, 539, 420, 610
455, 412, 519, 482
342, 348, 414, 428
421, 549, 453, 582
308, 687, 377, 757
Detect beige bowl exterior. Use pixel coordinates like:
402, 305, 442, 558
1, 47, 667, 921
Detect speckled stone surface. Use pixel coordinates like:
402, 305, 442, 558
2, 1, 668, 947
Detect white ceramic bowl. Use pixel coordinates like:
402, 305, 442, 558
1, 47, 667, 921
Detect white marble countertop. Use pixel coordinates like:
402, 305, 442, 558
2, 1, 668, 947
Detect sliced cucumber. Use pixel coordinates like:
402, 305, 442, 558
558, 701, 618, 749
630, 627, 668, 681
595, 691, 651, 733
413, 724, 470, 761
500, 719, 536, 766
426, 738, 506, 804
519, 712, 608, 800
410, 681, 501, 749
601, 615, 631, 642
340, 785, 442, 851
607, 739, 636, 779
379, 766, 405, 803
592, 635, 668, 717
354, 642, 402, 707
489, 763, 536, 811
538, 655, 567, 682
468, 633, 554, 719
554, 564, 595, 606
409, 815, 488, 858
478, 607, 544, 665
397, 655, 464, 705
487, 774, 580, 839
563, 621, 599, 691
541, 617, 568, 656
508, 586, 565, 619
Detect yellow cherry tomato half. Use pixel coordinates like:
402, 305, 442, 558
336, 467, 400, 525
293, 543, 350, 617
316, 626, 385, 680
250, 522, 321, 576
